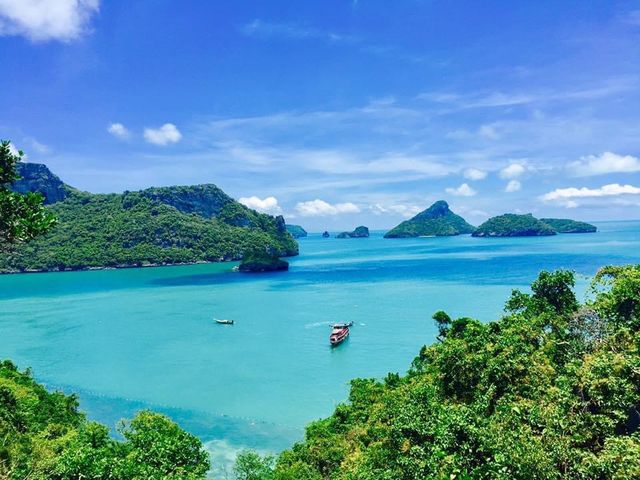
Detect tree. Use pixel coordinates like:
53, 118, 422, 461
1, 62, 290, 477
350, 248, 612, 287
0, 140, 56, 250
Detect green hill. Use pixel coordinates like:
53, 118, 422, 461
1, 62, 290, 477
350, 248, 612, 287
541, 218, 598, 233
1, 166, 297, 273
473, 213, 556, 237
384, 201, 475, 238
241, 265, 640, 479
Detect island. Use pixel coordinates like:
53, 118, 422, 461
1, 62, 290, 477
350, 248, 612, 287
238, 249, 289, 273
285, 224, 308, 238
540, 218, 597, 233
3, 164, 297, 273
472, 213, 556, 237
336, 226, 370, 238
322, 231, 330, 238
384, 200, 475, 238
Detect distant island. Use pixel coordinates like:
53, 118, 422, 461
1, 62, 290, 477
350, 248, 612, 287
336, 226, 370, 238
384, 200, 476, 238
473, 213, 556, 237
285, 224, 308, 238
322, 231, 330, 238
2, 163, 297, 273
540, 218, 597, 233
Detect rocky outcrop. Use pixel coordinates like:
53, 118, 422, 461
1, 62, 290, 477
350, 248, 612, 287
238, 250, 289, 273
13, 163, 69, 204
322, 231, 330, 238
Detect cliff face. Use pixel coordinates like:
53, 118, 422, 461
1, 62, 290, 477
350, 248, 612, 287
13, 163, 69, 204
385, 201, 475, 238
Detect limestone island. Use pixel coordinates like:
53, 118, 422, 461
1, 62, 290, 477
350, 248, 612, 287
336, 226, 370, 238
286, 224, 308, 238
384, 200, 475, 238
540, 218, 597, 233
322, 231, 330, 238
238, 249, 289, 273
472, 213, 556, 237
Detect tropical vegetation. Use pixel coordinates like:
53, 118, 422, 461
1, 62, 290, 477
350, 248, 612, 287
236, 265, 640, 479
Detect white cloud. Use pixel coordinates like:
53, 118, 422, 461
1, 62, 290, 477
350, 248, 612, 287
295, 199, 360, 217
0, 0, 99, 42
445, 183, 476, 197
463, 168, 487, 181
238, 196, 282, 215
499, 163, 526, 179
567, 152, 640, 177
369, 203, 421, 218
7, 142, 21, 157
505, 180, 522, 192
144, 123, 182, 146
107, 123, 130, 140
541, 183, 640, 202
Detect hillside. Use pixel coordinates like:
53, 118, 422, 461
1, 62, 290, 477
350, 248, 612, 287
541, 218, 598, 233
243, 265, 640, 479
1, 165, 297, 273
473, 213, 556, 237
384, 201, 475, 238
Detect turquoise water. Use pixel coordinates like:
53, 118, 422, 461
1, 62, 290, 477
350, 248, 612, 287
1, 221, 639, 473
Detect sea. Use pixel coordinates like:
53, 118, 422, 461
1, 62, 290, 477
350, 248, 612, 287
1, 220, 638, 476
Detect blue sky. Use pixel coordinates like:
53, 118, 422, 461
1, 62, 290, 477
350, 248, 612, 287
1, 0, 640, 230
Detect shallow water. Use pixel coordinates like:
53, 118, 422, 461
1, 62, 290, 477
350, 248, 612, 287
1, 221, 639, 474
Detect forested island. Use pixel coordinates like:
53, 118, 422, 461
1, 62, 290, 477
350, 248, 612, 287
1, 163, 297, 273
473, 213, 557, 237
336, 226, 370, 238
384, 201, 476, 238
541, 218, 598, 233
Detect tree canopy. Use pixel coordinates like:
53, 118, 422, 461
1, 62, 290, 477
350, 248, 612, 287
0, 140, 56, 250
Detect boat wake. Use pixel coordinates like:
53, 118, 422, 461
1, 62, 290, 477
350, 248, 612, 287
304, 320, 333, 329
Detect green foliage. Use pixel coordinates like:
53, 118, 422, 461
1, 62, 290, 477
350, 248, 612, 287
0, 140, 56, 250
385, 201, 476, 238
234, 451, 275, 480
0, 187, 297, 273
239, 265, 640, 479
473, 213, 557, 237
0, 361, 210, 479
540, 218, 597, 234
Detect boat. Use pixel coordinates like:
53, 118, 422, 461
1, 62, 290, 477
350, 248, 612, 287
215, 318, 234, 325
329, 321, 353, 346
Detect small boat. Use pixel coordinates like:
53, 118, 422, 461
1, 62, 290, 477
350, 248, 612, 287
329, 321, 353, 346
215, 318, 234, 325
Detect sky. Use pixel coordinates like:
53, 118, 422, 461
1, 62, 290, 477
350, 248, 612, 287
1, 0, 640, 230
